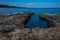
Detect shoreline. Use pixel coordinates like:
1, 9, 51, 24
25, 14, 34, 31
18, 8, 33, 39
0, 12, 34, 32
0, 12, 60, 40
40, 12, 60, 28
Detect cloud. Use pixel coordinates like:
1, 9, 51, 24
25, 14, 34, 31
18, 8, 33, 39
23, 3, 60, 8
9, 2, 60, 8
23, 3, 36, 7
25, 3, 35, 6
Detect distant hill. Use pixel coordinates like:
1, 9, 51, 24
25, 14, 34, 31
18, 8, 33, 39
0, 4, 26, 8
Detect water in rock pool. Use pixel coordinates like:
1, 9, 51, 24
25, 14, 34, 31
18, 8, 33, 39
0, 8, 60, 28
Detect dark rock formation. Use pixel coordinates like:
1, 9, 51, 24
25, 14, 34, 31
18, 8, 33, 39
0, 12, 34, 32
40, 13, 60, 28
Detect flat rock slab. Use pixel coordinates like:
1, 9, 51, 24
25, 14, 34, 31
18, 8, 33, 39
40, 13, 60, 28
0, 12, 33, 32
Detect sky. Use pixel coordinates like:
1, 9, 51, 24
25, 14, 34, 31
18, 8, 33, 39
0, 0, 60, 8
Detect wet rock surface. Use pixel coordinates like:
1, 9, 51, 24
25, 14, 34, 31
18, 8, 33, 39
40, 13, 60, 28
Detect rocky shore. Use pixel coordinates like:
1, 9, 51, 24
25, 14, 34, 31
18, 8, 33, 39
0, 12, 34, 32
0, 28, 60, 40
0, 12, 60, 40
40, 13, 60, 28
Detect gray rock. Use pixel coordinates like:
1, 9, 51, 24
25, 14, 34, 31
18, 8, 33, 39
2, 28, 59, 40
40, 13, 60, 28
0, 12, 34, 32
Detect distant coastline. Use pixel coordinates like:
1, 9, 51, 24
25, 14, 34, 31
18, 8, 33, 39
0, 5, 60, 9
0, 4, 26, 8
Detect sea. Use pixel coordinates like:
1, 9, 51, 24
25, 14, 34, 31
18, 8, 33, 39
0, 8, 60, 28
